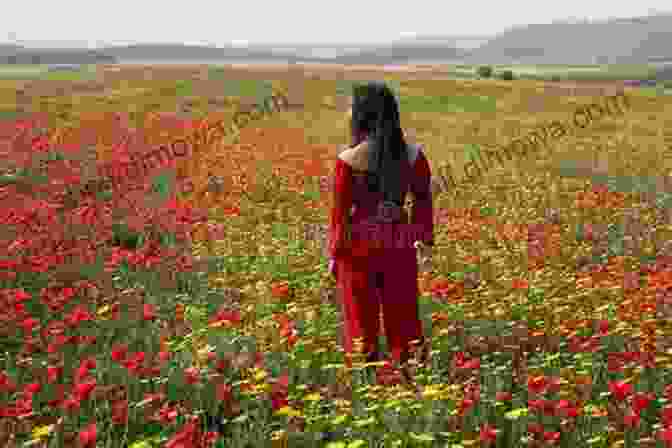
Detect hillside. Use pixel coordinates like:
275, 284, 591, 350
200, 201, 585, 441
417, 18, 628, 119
0, 48, 117, 65
464, 13, 672, 64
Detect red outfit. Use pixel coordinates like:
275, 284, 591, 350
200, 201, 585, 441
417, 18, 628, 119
328, 143, 434, 366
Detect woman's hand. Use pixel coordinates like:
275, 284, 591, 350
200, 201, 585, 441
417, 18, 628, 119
414, 241, 433, 271
329, 258, 337, 279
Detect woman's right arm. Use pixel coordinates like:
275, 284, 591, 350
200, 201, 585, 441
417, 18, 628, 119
328, 159, 353, 259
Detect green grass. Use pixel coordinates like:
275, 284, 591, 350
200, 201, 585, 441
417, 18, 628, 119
0, 109, 20, 121
334, 79, 402, 97
39, 69, 95, 81
0, 64, 97, 80
401, 94, 496, 113
206, 72, 274, 97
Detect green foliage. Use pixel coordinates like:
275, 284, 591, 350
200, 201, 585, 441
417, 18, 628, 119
476, 65, 493, 78
499, 70, 515, 81
401, 94, 496, 113
0, 109, 20, 121
335, 79, 400, 98
174, 79, 193, 97
220, 78, 274, 99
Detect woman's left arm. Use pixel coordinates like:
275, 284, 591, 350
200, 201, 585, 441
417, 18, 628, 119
409, 149, 434, 247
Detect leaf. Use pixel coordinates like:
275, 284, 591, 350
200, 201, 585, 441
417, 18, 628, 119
504, 407, 529, 419
331, 414, 349, 425
325, 443, 347, 448
409, 433, 436, 442
347, 441, 367, 448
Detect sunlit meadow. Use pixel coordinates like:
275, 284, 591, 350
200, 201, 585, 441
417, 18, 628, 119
1, 64, 672, 447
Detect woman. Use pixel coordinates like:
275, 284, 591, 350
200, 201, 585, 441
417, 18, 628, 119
328, 82, 434, 369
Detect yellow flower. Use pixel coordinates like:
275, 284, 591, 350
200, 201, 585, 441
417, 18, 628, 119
303, 392, 322, 402
271, 430, 288, 448
422, 384, 444, 400
31, 425, 55, 440
275, 406, 302, 418
252, 368, 268, 382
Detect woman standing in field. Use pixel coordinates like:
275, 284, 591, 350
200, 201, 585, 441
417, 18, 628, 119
328, 82, 434, 370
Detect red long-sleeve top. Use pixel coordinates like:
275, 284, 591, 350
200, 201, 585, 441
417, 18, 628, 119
328, 143, 434, 258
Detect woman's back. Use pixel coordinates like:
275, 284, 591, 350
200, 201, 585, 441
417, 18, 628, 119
333, 141, 430, 255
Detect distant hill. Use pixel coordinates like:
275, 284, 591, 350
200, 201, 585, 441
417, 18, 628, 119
0, 44, 24, 56
464, 13, 672, 64
329, 43, 466, 64
101, 43, 467, 65
3, 14, 672, 68
0, 46, 117, 64
101, 43, 309, 62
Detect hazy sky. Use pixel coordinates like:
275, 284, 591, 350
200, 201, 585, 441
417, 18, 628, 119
2, 1, 671, 47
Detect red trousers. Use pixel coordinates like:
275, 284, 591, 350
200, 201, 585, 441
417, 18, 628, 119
335, 248, 424, 367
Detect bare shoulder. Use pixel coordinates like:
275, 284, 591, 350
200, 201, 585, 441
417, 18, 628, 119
338, 142, 369, 170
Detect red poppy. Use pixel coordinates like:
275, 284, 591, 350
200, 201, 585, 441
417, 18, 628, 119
543, 431, 561, 444
271, 282, 290, 298
216, 383, 232, 402
623, 411, 641, 429
111, 400, 129, 425
111, 344, 129, 363
609, 380, 633, 401
78, 422, 97, 447
658, 425, 672, 447
143, 303, 157, 321
527, 422, 544, 436
632, 392, 654, 414
75, 380, 97, 401
184, 367, 200, 385
479, 424, 498, 445
495, 391, 512, 402
527, 375, 548, 395
512, 278, 529, 290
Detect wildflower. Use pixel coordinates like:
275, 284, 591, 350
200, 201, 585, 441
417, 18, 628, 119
458, 398, 475, 416
624, 411, 641, 429
111, 344, 128, 363
527, 422, 544, 436
527, 375, 548, 395
47, 365, 61, 383
0, 371, 16, 393
216, 382, 232, 402
271, 281, 290, 298
632, 392, 654, 414
78, 422, 97, 447
658, 426, 672, 447
556, 400, 580, 418
143, 303, 156, 321
184, 367, 200, 385
111, 400, 129, 425
479, 424, 498, 445
543, 430, 561, 445
24, 382, 41, 395
453, 352, 480, 370
512, 278, 529, 290
495, 391, 512, 402
609, 380, 633, 401
74, 380, 96, 401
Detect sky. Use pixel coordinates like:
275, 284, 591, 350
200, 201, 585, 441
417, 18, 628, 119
2, 1, 671, 48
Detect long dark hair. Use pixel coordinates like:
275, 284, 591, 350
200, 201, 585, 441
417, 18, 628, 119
350, 82, 408, 204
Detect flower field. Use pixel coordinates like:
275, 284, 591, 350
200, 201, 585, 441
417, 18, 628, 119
1, 65, 672, 447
